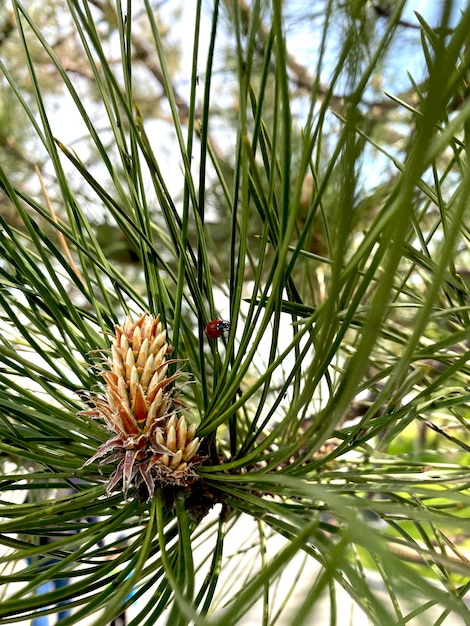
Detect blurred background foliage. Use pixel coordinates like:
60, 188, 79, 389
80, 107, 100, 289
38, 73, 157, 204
0, 0, 469, 624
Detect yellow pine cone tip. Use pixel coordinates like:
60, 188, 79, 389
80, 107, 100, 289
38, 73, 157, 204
89, 314, 189, 426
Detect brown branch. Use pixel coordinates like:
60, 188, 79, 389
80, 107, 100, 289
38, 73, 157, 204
131, 38, 192, 125
88, 0, 226, 161
228, 0, 421, 114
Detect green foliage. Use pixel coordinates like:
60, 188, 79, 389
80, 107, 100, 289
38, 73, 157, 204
0, 0, 469, 624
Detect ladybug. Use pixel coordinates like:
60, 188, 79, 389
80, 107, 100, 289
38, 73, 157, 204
205, 319, 230, 339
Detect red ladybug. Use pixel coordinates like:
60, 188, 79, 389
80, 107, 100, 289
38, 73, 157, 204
205, 319, 230, 339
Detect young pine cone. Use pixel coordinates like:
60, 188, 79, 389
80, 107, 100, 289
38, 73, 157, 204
82, 314, 201, 499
